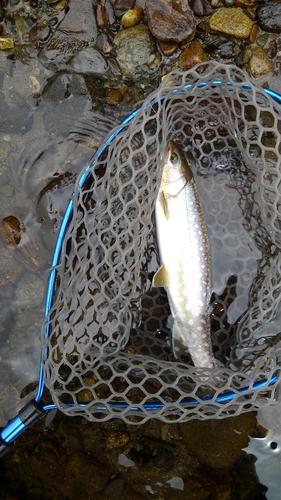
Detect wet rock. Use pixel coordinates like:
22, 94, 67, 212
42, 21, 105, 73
96, 33, 113, 54
29, 24, 51, 42
114, 0, 135, 18
104, 477, 126, 500
65, 450, 110, 493
249, 46, 274, 78
265, 39, 277, 59
158, 39, 178, 56
180, 412, 257, 468
257, 1, 281, 34
96, 3, 109, 28
69, 47, 108, 75
235, 0, 253, 6
0, 35, 14, 50
1, 216, 22, 247
210, 7, 254, 38
190, 0, 212, 17
249, 24, 259, 44
218, 39, 242, 59
146, 0, 196, 43
179, 40, 207, 70
0, 5, 4, 21
114, 24, 158, 78
121, 8, 143, 27
106, 87, 126, 105
40, 0, 97, 69
106, 430, 130, 448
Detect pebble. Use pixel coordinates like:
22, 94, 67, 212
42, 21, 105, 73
179, 40, 208, 70
29, 75, 40, 94
0, 35, 14, 50
96, 33, 113, 54
106, 431, 130, 448
106, 86, 127, 105
121, 8, 142, 27
257, 1, 281, 33
114, 0, 135, 18
114, 24, 157, 78
96, 3, 108, 29
190, 0, 206, 17
69, 47, 108, 75
158, 39, 178, 56
40, 0, 97, 69
146, 0, 196, 43
210, 7, 254, 38
249, 24, 259, 44
249, 46, 274, 78
29, 24, 51, 42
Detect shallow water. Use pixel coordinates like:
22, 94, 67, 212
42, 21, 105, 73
1, 7, 281, 500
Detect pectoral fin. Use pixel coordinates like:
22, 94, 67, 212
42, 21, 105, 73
152, 264, 170, 287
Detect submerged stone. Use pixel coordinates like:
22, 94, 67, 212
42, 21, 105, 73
114, 24, 158, 79
257, 1, 281, 34
146, 0, 196, 43
69, 48, 108, 75
210, 8, 254, 38
249, 46, 274, 78
0, 35, 14, 50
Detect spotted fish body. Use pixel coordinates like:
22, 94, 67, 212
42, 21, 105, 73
153, 141, 215, 368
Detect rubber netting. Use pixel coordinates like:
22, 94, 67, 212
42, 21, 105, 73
42, 61, 281, 423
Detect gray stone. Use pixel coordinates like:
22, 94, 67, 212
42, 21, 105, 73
114, 24, 158, 79
69, 48, 108, 75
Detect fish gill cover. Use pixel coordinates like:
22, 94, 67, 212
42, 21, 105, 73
42, 61, 281, 424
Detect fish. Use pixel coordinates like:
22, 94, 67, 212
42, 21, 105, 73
153, 141, 216, 369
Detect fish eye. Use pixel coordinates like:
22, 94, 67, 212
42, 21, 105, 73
170, 152, 179, 164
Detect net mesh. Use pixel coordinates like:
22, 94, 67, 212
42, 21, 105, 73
42, 61, 281, 423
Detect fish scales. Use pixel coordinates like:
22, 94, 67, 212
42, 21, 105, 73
153, 141, 215, 368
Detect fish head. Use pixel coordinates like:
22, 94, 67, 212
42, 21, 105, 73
161, 141, 193, 197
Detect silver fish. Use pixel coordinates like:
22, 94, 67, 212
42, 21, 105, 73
153, 141, 216, 368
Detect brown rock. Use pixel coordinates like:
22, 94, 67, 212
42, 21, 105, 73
146, 0, 196, 43
121, 8, 143, 27
106, 88, 123, 104
249, 46, 274, 78
235, 0, 254, 6
191, 0, 212, 17
29, 24, 51, 42
96, 33, 112, 54
249, 24, 259, 44
114, 0, 135, 18
158, 39, 178, 56
179, 40, 208, 70
106, 430, 130, 448
96, 4, 108, 29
